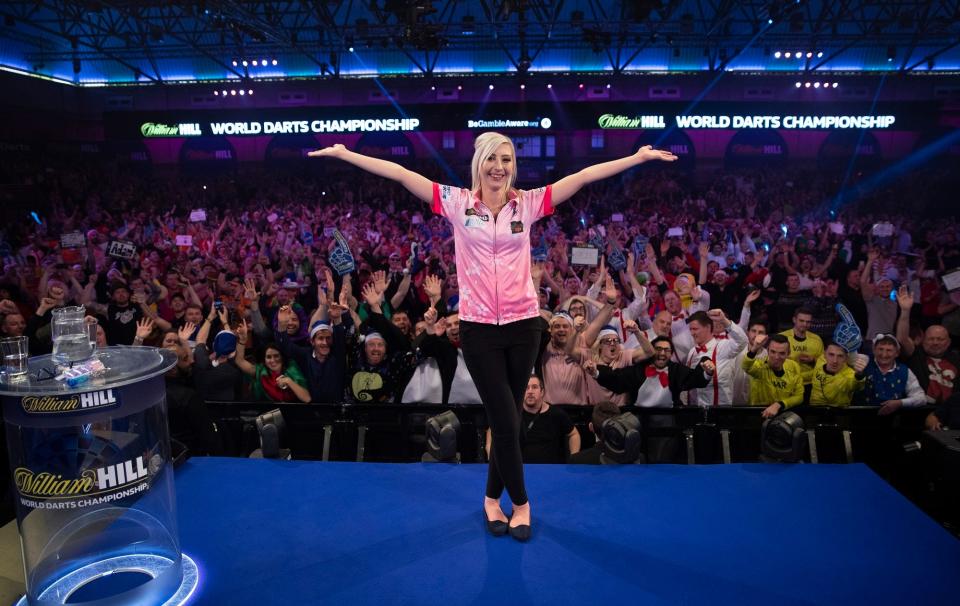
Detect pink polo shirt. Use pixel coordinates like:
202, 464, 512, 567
432, 183, 552, 325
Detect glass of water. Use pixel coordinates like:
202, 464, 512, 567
0, 335, 29, 379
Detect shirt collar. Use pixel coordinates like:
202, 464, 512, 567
471, 190, 519, 210
876, 361, 899, 374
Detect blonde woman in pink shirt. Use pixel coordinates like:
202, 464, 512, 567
310, 134, 676, 541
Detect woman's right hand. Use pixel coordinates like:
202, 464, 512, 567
307, 144, 345, 158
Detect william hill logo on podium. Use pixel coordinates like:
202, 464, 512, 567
21, 389, 120, 415
15, 455, 153, 509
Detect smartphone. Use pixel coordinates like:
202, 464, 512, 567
889, 290, 897, 302
214, 300, 223, 310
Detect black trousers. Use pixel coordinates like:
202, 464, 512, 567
460, 317, 541, 505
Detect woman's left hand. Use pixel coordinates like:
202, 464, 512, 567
635, 145, 678, 163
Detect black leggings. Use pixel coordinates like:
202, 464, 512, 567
460, 317, 541, 505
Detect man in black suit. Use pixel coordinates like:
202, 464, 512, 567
583, 337, 715, 462
583, 337, 715, 407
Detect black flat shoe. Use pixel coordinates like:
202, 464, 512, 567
484, 512, 509, 537
508, 523, 531, 542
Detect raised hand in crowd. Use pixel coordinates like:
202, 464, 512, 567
423, 274, 443, 305
134, 317, 154, 342
178, 322, 197, 344
361, 281, 383, 313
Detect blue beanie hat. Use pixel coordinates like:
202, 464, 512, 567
213, 331, 237, 357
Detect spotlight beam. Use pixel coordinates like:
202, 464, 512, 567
655, 22, 770, 148
827, 128, 960, 215
827, 74, 887, 216
347, 49, 460, 187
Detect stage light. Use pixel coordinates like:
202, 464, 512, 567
760, 411, 806, 463
252, 60, 258, 66
578, 83, 584, 89
805, 52, 812, 58
272, 59, 278, 65
767, 18, 773, 24
251, 409, 290, 459
784, 52, 791, 58
601, 412, 642, 464
813, 82, 820, 88
887, 46, 895, 61
214, 90, 219, 95
795, 81, 801, 87
804, 82, 811, 87
230, 89, 236, 95
520, 83, 525, 90
488, 84, 494, 90
261, 59, 267, 66
606, 83, 611, 88
832, 82, 838, 88
239, 89, 245, 95
248, 89, 253, 95
794, 51, 801, 58
232, 60, 238, 66
774, 51, 782, 58
430, 85, 436, 90
423, 411, 461, 463
546, 83, 552, 89
817, 51, 823, 58
221, 90, 227, 96
242, 60, 248, 66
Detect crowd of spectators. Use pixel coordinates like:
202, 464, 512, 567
1, 158, 958, 462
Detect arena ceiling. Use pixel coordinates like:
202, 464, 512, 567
0, 0, 958, 86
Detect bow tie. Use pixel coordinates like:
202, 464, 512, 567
673, 313, 686, 322
715, 333, 728, 340
645, 365, 669, 388
696, 344, 709, 353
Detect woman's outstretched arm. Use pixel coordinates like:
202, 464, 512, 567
550, 145, 677, 206
308, 144, 434, 203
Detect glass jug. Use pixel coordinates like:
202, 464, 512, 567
51, 305, 93, 365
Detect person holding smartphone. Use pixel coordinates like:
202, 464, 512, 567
310, 133, 676, 541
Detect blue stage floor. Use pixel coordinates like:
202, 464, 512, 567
175, 458, 960, 606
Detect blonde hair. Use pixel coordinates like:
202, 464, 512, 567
470, 132, 517, 204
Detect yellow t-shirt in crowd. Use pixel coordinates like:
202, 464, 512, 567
742, 355, 805, 408
779, 330, 824, 385
809, 358, 865, 407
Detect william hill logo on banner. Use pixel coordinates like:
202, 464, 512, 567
21, 389, 120, 414
140, 122, 202, 137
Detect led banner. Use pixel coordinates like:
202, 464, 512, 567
141, 118, 420, 138
599, 114, 897, 130
107, 101, 940, 140
466, 117, 553, 129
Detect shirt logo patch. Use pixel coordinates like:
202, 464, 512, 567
465, 208, 489, 221
510, 221, 524, 234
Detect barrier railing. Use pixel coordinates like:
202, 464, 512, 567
201, 401, 933, 467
